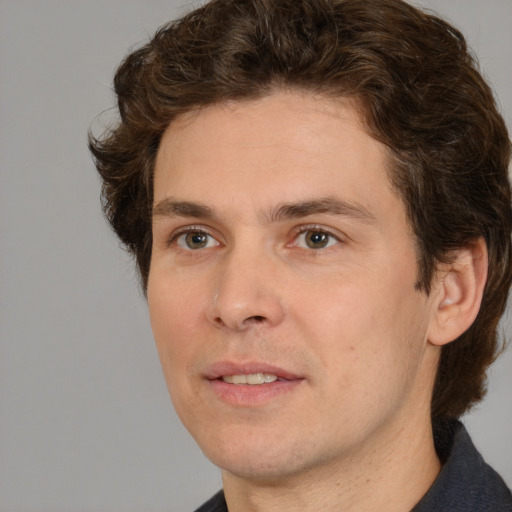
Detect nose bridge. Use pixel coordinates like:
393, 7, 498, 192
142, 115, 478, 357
209, 237, 285, 330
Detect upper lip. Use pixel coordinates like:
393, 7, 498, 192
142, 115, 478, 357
204, 361, 303, 381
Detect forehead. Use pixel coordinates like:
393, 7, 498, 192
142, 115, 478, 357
153, 90, 401, 224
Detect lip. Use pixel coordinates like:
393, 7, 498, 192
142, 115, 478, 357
204, 360, 304, 407
204, 361, 302, 381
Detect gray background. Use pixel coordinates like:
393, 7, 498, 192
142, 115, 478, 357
0, 0, 510, 510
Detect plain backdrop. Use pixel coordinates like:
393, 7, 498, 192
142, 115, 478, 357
0, 0, 511, 510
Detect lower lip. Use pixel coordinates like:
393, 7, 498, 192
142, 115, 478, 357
209, 378, 303, 406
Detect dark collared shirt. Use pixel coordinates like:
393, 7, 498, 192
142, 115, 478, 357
195, 420, 512, 512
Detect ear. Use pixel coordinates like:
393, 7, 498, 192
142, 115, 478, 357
427, 237, 488, 346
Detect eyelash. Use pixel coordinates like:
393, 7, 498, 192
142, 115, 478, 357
289, 225, 342, 250
168, 226, 219, 250
166, 225, 343, 252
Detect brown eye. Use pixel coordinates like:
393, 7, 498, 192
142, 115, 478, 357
295, 229, 339, 250
176, 231, 218, 250
305, 231, 329, 248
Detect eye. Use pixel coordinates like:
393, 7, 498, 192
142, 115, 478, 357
294, 229, 340, 250
175, 230, 219, 250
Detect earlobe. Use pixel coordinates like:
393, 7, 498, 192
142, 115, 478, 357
427, 237, 488, 347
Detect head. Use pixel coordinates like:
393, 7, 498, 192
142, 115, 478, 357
89, 0, 511, 422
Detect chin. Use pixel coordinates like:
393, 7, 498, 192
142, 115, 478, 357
198, 430, 320, 482
213, 454, 309, 482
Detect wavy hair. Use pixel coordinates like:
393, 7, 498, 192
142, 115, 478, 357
89, 0, 512, 419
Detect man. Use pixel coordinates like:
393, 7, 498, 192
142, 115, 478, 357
89, 0, 512, 510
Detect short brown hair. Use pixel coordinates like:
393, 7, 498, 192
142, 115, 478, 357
89, 0, 512, 419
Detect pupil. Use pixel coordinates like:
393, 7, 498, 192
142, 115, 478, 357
307, 231, 328, 248
186, 232, 207, 248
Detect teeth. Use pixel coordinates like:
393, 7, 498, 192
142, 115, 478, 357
222, 373, 278, 385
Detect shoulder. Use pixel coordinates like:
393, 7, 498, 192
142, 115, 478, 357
413, 419, 512, 511
194, 490, 227, 512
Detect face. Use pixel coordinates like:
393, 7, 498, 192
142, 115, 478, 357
148, 91, 441, 482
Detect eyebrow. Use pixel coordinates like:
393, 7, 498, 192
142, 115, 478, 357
153, 199, 214, 219
267, 197, 376, 224
152, 196, 376, 224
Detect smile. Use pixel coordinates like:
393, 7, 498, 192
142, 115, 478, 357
205, 362, 304, 406
222, 373, 278, 385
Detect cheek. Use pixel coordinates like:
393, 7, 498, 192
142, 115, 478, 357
147, 280, 199, 376
148, 270, 203, 336
297, 275, 427, 386
147, 286, 205, 420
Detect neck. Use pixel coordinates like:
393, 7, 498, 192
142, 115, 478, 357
222, 408, 441, 512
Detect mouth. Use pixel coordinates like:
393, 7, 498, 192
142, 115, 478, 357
222, 373, 279, 385
205, 362, 304, 406
205, 361, 302, 382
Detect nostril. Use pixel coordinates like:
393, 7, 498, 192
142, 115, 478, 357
213, 316, 226, 326
246, 315, 266, 324
212, 314, 267, 330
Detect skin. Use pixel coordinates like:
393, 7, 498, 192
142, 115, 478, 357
147, 90, 484, 511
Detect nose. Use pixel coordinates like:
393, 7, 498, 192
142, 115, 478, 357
207, 245, 286, 331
